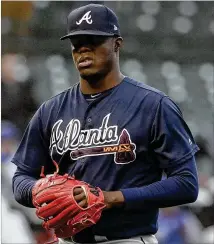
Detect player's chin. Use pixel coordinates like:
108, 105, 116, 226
80, 72, 105, 84
79, 68, 99, 79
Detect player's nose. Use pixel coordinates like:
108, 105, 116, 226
77, 45, 92, 53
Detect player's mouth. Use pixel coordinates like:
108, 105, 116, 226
77, 57, 93, 69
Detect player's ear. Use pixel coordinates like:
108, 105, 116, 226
114, 37, 123, 52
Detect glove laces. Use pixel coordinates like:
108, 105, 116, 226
40, 160, 60, 178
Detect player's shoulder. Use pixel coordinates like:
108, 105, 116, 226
35, 83, 79, 118
124, 77, 181, 110
124, 76, 166, 100
40, 83, 78, 109
47, 83, 78, 102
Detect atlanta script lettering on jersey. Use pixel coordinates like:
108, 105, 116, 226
49, 114, 136, 164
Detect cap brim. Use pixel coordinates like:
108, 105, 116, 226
60, 30, 115, 40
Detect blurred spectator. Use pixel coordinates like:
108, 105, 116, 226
1, 120, 35, 243
201, 225, 214, 244
1, 120, 55, 243
195, 135, 214, 178
1, 120, 22, 203
1, 120, 21, 163
157, 206, 203, 244
2, 195, 35, 244
1, 120, 21, 200
1, 54, 38, 133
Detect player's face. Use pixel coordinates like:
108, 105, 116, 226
70, 35, 115, 81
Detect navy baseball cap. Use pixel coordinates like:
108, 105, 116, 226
60, 4, 121, 40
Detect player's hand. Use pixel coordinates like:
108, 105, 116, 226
74, 188, 125, 209
32, 173, 106, 238
103, 191, 125, 209
73, 187, 88, 208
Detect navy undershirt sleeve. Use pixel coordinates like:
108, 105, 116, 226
12, 166, 37, 207
121, 155, 199, 209
121, 96, 199, 209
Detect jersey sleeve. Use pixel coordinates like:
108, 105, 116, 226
150, 96, 199, 168
11, 105, 53, 176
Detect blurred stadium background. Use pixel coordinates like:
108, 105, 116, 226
1, 1, 214, 244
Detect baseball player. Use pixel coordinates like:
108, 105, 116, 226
12, 4, 199, 244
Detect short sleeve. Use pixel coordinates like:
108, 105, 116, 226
150, 96, 199, 168
11, 106, 53, 175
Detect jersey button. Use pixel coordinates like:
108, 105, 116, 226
87, 118, 92, 123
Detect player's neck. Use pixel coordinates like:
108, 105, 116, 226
80, 69, 125, 95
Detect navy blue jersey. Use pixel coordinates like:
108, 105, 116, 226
12, 77, 199, 237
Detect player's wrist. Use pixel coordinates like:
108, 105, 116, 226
103, 191, 125, 209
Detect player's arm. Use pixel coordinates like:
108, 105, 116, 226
11, 104, 54, 207
103, 96, 199, 209
103, 156, 198, 209
119, 155, 198, 209
12, 167, 37, 207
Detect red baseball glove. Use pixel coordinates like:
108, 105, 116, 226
32, 163, 106, 239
